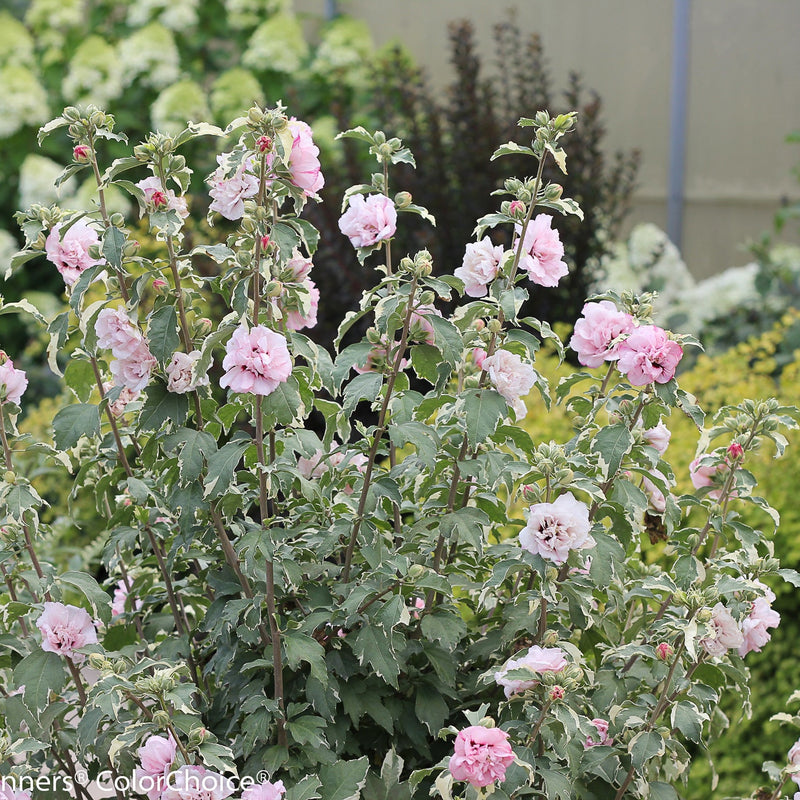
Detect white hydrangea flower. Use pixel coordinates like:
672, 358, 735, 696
310, 17, 373, 78
243, 13, 308, 73
0, 66, 49, 138
0, 12, 36, 69
25, 0, 83, 47
62, 36, 124, 107
118, 23, 180, 90
126, 0, 199, 30
224, 0, 291, 30
151, 80, 211, 136
210, 68, 264, 125
18, 155, 76, 211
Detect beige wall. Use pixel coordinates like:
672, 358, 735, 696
299, 0, 800, 278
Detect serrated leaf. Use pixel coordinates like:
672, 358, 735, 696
15, 651, 66, 717
60, 571, 111, 624
203, 437, 250, 498
319, 757, 369, 800
671, 701, 707, 743
351, 626, 400, 688
461, 389, 508, 448
190, 243, 235, 264
592, 423, 634, 479
147, 305, 180, 366
0, 299, 47, 325
284, 632, 328, 685
102, 227, 126, 269
491, 141, 535, 160
343, 372, 383, 414
286, 776, 322, 800
137, 381, 188, 431
53, 404, 100, 449
262, 376, 302, 426
63, 359, 96, 402
629, 729, 664, 769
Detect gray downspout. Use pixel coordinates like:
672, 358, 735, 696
667, 0, 690, 249
325, 0, 338, 20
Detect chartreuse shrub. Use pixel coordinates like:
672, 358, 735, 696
2, 101, 800, 800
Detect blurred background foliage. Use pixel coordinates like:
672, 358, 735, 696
3, 2, 800, 796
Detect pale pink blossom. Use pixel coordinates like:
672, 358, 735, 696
519, 491, 594, 565
700, 602, 744, 657
284, 248, 313, 281
569, 301, 635, 368
297, 449, 326, 480
220, 325, 292, 396
448, 726, 514, 788
481, 349, 536, 420
0, 352, 28, 405
241, 780, 286, 800
96, 307, 146, 359
110, 340, 157, 392
454, 237, 505, 297
287, 118, 324, 196
641, 470, 668, 514
642, 421, 671, 455
585, 718, 613, 748
0, 780, 31, 800
36, 601, 98, 663
45, 219, 104, 287
279, 279, 319, 331
738, 582, 780, 656
689, 456, 736, 501
111, 579, 143, 617
107, 385, 140, 418
472, 348, 487, 369
494, 645, 568, 698
167, 351, 208, 394
354, 337, 408, 374
297, 447, 367, 494
136, 176, 189, 219
789, 738, 800, 791
616, 325, 683, 386
338, 194, 397, 249
514, 214, 568, 287
208, 155, 258, 220
161, 765, 234, 800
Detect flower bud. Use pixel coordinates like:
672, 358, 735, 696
151, 190, 168, 209
35, 232, 47, 250
399, 257, 415, 273
508, 200, 526, 219
727, 442, 744, 460
487, 319, 502, 334
549, 685, 565, 701
473, 318, 485, 331
696, 607, 713, 623
366, 327, 382, 344
110, 213, 125, 228
193, 318, 212, 337
256, 135, 272, 153
4, 471, 15, 485
247, 106, 265, 125
394, 191, 412, 209
188, 727, 208, 748
152, 710, 171, 727
542, 629, 559, 647
265, 281, 283, 297
378, 143, 394, 160
153, 279, 169, 296
260, 235, 271, 251
418, 291, 435, 306
478, 717, 495, 729
63, 106, 81, 122
407, 564, 426, 581
373, 131, 386, 145
544, 184, 563, 201
73, 145, 91, 162
655, 642, 673, 661
89, 111, 106, 128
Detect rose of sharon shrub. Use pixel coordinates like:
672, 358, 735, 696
3, 103, 798, 800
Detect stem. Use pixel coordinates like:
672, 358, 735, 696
342, 278, 419, 582
91, 359, 132, 475
66, 657, 87, 704
160, 698, 192, 764
527, 697, 553, 746
383, 161, 392, 275
87, 130, 130, 304
0, 563, 29, 635
255, 395, 287, 747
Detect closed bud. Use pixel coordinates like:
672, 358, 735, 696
152, 279, 169, 296
63, 106, 81, 122
373, 131, 386, 145
399, 257, 415, 273
265, 281, 283, 297
394, 191, 412, 209
508, 199, 526, 218
655, 642, 673, 661
134, 145, 151, 162
35, 232, 47, 250
124, 241, 140, 257
407, 564, 426, 581
549, 685, 565, 701
4, 471, 15, 485
247, 106, 264, 125
473, 318, 485, 331
518, 189, 532, 203
188, 727, 208, 748
696, 607, 713, 623
152, 710, 171, 727
542, 629, 559, 647
366, 327, 382, 344
73, 144, 91, 162
418, 290, 435, 306
555, 468, 574, 484
545, 184, 563, 201
241, 217, 256, 233
487, 319, 502, 334
535, 110, 550, 127
194, 318, 212, 337
260, 234, 271, 251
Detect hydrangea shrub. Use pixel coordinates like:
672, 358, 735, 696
0, 103, 799, 800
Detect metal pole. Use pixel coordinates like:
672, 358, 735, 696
325, 0, 338, 20
667, 0, 690, 248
